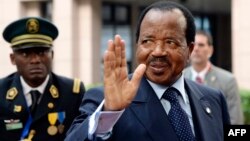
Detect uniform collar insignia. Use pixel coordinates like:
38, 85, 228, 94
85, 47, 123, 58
6, 87, 18, 100
49, 85, 59, 98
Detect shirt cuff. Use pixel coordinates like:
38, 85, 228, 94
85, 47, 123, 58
88, 100, 124, 139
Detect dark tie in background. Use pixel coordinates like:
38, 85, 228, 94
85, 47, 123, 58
30, 90, 41, 115
163, 87, 195, 141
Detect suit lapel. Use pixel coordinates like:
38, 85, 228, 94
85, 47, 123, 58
185, 79, 215, 141
129, 77, 178, 141
204, 66, 218, 86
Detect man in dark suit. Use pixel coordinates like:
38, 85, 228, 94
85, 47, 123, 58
183, 30, 243, 124
65, 1, 230, 141
0, 17, 85, 141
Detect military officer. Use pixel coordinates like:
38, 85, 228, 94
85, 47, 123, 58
0, 17, 85, 141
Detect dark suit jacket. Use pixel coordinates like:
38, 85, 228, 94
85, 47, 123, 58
0, 72, 85, 141
65, 76, 230, 141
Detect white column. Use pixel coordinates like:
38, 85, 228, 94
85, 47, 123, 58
0, 0, 21, 77
232, 0, 250, 89
53, 0, 74, 77
52, 0, 102, 85
77, 0, 102, 85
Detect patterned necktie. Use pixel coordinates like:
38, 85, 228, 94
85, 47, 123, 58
162, 87, 195, 141
30, 90, 41, 114
195, 76, 203, 84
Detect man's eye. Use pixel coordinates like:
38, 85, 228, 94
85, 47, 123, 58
38, 51, 45, 55
142, 39, 153, 44
197, 43, 205, 47
37, 49, 50, 56
166, 40, 175, 45
141, 40, 148, 44
20, 52, 28, 57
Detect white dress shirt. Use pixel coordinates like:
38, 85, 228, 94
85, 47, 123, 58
20, 75, 50, 107
191, 62, 211, 82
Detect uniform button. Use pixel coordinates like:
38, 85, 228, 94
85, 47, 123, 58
48, 102, 54, 109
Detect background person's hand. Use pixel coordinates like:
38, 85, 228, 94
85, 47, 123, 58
103, 35, 146, 111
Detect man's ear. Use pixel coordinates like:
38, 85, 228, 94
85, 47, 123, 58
186, 42, 194, 64
208, 45, 214, 58
188, 42, 194, 56
10, 53, 16, 65
51, 50, 54, 59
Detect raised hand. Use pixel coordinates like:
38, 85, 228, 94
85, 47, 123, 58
103, 35, 146, 111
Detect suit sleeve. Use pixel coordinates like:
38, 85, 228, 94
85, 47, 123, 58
224, 77, 244, 124
65, 87, 104, 141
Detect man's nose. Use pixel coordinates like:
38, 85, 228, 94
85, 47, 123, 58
30, 53, 41, 63
152, 42, 167, 56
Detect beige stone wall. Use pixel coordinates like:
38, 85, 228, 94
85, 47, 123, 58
232, 0, 250, 89
52, 0, 102, 85
0, 0, 21, 77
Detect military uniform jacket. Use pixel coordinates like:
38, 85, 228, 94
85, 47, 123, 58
0, 72, 85, 141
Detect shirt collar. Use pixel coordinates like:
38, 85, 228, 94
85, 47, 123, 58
147, 74, 188, 104
20, 75, 50, 95
191, 61, 211, 80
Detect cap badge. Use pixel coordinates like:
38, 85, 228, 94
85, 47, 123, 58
26, 18, 39, 33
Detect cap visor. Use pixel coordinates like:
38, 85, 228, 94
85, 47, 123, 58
12, 44, 52, 51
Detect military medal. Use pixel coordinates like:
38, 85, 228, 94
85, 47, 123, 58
57, 112, 66, 134
57, 124, 65, 134
47, 112, 58, 135
47, 125, 58, 135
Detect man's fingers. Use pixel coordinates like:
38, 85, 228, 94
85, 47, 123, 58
114, 35, 122, 68
107, 39, 115, 52
104, 40, 116, 79
120, 39, 127, 68
131, 64, 146, 88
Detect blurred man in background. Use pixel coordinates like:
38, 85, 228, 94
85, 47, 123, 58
184, 30, 244, 124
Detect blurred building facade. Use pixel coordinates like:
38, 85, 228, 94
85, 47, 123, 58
0, 0, 249, 90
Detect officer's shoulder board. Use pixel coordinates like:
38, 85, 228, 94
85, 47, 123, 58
73, 78, 81, 94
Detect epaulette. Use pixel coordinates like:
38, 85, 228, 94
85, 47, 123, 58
73, 78, 81, 94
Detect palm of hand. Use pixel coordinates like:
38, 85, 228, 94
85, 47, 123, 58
103, 35, 146, 111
